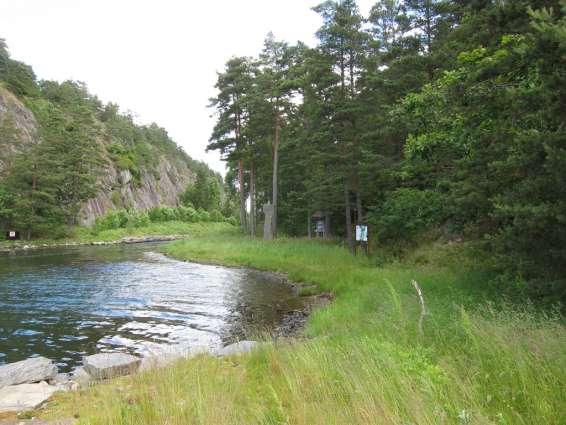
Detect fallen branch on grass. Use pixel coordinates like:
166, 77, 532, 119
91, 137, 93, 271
411, 279, 427, 335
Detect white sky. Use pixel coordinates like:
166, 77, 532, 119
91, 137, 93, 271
0, 0, 375, 174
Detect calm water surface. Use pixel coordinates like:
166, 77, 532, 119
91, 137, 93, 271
0, 243, 304, 371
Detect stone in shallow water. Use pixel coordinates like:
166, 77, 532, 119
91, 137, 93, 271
83, 353, 140, 380
217, 341, 262, 357
0, 357, 58, 389
0, 382, 58, 413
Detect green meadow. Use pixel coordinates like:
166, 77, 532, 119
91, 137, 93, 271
41, 225, 565, 425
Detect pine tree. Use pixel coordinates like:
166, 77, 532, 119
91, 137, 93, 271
313, 0, 368, 253
208, 57, 255, 231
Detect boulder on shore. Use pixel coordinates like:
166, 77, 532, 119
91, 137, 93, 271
0, 357, 58, 389
70, 367, 92, 390
83, 353, 140, 380
0, 381, 58, 413
139, 345, 212, 371
217, 341, 262, 357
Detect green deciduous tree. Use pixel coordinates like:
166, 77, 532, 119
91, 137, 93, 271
180, 168, 221, 212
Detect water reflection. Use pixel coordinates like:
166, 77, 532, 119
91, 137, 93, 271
0, 243, 304, 371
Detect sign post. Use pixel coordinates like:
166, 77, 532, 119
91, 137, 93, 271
316, 220, 325, 238
355, 224, 369, 255
5, 230, 20, 241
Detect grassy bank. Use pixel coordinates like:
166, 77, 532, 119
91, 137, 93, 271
0, 221, 233, 249
42, 227, 565, 425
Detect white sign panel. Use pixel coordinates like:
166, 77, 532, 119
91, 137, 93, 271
355, 225, 368, 242
9, 231, 16, 238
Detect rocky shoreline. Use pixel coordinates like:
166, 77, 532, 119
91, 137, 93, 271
0, 235, 184, 254
0, 289, 331, 417
0, 341, 263, 415
0, 243, 332, 420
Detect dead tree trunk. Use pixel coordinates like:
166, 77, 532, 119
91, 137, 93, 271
250, 160, 256, 237
239, 159, 246, 231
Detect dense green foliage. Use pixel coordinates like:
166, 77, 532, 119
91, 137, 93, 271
208, 0, 566, 295
45, 228, 566, 424
91, 205, 232, 234
0, 40, 219, 239
180, 168, 222, 212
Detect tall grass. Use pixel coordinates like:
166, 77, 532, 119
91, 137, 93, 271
44, 229, 566, 424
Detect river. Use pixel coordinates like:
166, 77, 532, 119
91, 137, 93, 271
0, 243, 305, 371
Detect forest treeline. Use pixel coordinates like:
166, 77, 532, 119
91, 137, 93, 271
208, 0, 566, 295
0, 39, 221, 239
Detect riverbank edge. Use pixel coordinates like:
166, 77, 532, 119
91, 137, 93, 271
168, 254, 334, 338
0, 235, 185, 254
0, 237, 329, 420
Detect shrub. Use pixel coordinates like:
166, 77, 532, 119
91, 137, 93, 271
90, 204, 232, 234
127, 211, 150, 228
177, 206, 198, 223
93, 210, 123, 232
196, 209, 211, 222
209, 209, 224, 222
148, 205, 178, 222
368, 188, 446, 243
110, 191, 121, 206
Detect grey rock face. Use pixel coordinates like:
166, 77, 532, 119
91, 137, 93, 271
0, 357, 58, 389
217, 341, 262, 357
0, 382, 58, 413
0, 87, 39, 172
79, 158, 195, 226
83, 353, 140, 380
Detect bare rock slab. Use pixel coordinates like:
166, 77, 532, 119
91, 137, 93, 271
0, 357, 57, 389
140, 345, 212, 371
83, 353, 140, 380
217, 341, 262, 357
69, 367, 92, 390
0, 382, 58, 413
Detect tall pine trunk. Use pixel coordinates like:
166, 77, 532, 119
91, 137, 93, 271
356, 191, 363, 223
324, 211, 332, 240
27, 164, 37, 240
425, 0, 434, 80
356, 191, 366, 254
344, 179, 354, 254
272, 109, 281, 238
250, 160, 256, 237
239, 159, 246, 231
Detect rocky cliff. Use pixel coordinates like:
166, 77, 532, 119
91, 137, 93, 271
80, 157, 194, 226
0, 84, 197, 226
0, 86, 38, 169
